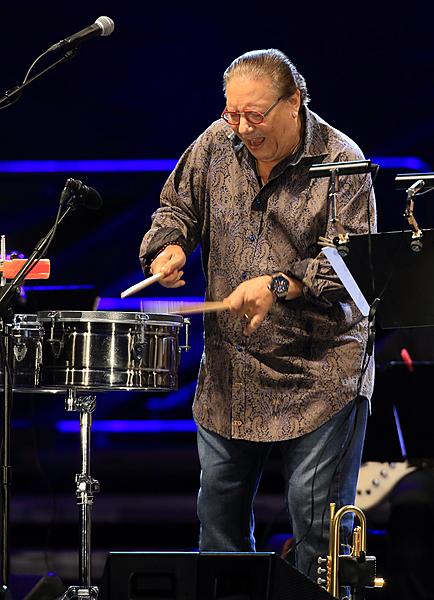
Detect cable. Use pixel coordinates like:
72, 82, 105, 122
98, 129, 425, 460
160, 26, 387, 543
0, 48, 50, 110
11, 197, 64, 289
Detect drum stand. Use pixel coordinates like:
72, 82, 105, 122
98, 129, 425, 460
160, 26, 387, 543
60, 389, 100, 600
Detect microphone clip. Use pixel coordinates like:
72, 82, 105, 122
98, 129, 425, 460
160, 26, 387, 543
403, 178, 424, 252
318, 233, 350, 257
60, 178, 83, 208
59, 178, 103, 211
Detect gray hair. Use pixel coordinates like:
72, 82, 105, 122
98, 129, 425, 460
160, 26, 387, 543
223, 48, 310, 106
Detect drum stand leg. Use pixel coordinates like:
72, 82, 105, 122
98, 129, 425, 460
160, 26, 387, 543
60, 389, 99, 600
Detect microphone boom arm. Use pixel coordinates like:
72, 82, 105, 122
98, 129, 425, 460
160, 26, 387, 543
0, 49, 77, 109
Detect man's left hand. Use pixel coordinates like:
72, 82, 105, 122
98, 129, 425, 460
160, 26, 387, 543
223, 275, 274, 336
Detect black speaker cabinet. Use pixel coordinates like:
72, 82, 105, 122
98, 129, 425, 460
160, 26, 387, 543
99, 551, 334, 600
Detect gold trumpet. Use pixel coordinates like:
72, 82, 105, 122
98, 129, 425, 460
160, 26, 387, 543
317, 503, 384, 598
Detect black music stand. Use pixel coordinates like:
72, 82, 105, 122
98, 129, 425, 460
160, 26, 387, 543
331, 228, 434, 329
328, 229, 434, 465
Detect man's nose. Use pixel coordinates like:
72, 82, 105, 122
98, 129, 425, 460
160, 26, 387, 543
237, 115, 255, 135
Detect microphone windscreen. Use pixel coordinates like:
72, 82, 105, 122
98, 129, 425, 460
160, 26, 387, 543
81, 185, 103, 210
96, 16, 114, 36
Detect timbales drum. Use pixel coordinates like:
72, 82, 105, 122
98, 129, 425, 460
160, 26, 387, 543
0, 313, 44, 391
37, 310, 187, 392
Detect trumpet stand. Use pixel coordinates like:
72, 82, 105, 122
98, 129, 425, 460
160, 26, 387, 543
317, 503, 384, 599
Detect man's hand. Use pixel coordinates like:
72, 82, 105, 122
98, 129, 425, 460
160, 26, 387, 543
224, 275, 274, 336
224, 274, 303, 335
150, 244, 187, 288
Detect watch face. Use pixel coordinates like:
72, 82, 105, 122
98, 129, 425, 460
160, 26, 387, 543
271, 275, 289, 298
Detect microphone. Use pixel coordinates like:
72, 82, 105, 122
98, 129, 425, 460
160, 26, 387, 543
309, 159, 378, 178
48, 16, 114, 53
60, 178, 103, 210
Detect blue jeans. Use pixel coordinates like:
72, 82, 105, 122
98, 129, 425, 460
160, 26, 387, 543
197, 397, 368, 581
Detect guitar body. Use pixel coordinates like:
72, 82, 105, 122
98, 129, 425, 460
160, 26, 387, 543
356, 461, 417, 511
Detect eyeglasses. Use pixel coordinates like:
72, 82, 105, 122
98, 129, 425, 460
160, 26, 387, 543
221, 96, 283, 125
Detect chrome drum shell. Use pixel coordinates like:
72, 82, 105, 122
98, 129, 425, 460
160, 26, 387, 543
0, 314, 44, 392
37, 310, 185, 392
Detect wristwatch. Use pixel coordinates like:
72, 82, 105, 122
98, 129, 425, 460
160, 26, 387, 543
268, 273, 289, 300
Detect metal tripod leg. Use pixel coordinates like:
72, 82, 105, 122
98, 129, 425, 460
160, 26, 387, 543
60, 389, 100, 600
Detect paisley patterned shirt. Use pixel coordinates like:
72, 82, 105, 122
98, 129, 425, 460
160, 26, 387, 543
140, 107, 376, 442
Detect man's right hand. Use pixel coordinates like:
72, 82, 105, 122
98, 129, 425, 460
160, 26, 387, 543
150, 244, 187, 288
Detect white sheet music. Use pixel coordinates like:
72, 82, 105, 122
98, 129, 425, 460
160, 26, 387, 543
322, 246, 370, 317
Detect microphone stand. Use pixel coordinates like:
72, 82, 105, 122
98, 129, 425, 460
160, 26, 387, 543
0, 33, 99, 597
0, 199, 77, 598
0, 50, 77, 109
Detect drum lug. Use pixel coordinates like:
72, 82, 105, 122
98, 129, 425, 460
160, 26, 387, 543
13, 342, 27, 362
47, 312, 64, 358
48, 337, 64, 359
179, 317, 191, 352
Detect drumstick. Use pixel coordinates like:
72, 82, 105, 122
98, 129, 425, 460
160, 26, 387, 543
169, 301, 229, 315
121, 272, 163, 298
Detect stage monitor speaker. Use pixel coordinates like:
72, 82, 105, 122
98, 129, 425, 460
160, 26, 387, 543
98, 551, 334, 600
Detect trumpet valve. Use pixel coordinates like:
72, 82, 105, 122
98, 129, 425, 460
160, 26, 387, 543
353, 525, 362, 556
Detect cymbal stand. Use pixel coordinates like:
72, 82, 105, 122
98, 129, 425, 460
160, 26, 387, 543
60, 389, 99, 600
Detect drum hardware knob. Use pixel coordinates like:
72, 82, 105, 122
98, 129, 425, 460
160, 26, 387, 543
58, 585, 98, 599
137, 313, 150, 321
65, 390, 96, 413
75, 474, 100, 497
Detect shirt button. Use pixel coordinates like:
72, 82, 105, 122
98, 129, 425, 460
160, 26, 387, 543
233, 420, 243, 426
247, 234, 256, 242
236, 344, 243, 352
253, 199, 263, 210
241, 271, 248, 280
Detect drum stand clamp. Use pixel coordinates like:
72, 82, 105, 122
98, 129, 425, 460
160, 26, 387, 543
60, 389, 100, 600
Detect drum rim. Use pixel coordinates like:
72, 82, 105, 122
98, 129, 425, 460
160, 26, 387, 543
36, 310, 184, 325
